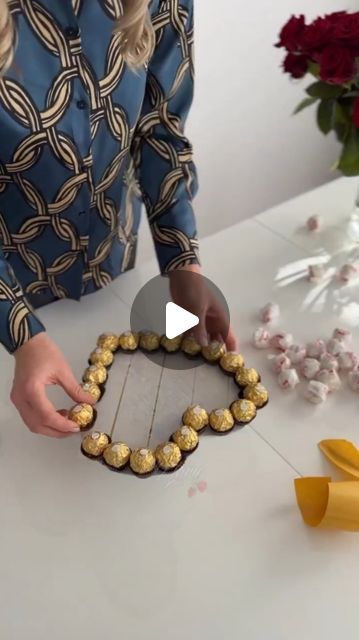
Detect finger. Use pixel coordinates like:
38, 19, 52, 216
27, 384, 80, 433
59, 369, 95, 405
225, 325, 238, 351
16, 401, 73, 439
207, 300, 238, 350
192, 311, 209, 347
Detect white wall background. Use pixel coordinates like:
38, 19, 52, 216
188, 0, 358, 237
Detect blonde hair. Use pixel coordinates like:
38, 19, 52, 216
0, 0, 154, 75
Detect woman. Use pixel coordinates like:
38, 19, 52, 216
0, 0, 236, 438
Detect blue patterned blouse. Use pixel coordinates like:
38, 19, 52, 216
0, 0, 199, 353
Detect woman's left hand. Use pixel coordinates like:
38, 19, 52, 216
168, 265, 238, 350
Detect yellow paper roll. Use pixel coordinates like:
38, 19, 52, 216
318, 439, 359, 480
295, 477, 359, 532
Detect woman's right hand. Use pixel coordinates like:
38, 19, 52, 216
11, 332, 94, 438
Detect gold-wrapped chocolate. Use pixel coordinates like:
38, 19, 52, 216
118, 330, 139, 351
69, 403, 95, 430
155, 442, 183, 472
182, 405, 209, 432
160, 334, 183, 353
139, 331, 161, 352
202, 341, 226, 363
89, 347, 114, 368
83, 364, 107, 385
243, 383, 269, 408
97, 332, 119, 352
181, 335, 202, 357
230, 399, 257, 424
171, 425, 199, 453
219, 351, 245, 374
235, 367, 260, 388
81, 431, 111, 458
81, 382, 102, 403
209, 408, 235, 433
103, 442, 131, 470
130, 448, 156, 475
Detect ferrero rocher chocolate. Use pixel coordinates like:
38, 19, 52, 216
81, 432, 111, 458
219, 352, 245, 374
155, 442, 183, 472
235, 367, 260, 388
209, 408, 235, 434
130, 448, 156, 475
118, 331, 140, 351
171, 425, 199, 453
243, 383, 269, 408
83, 364, 107, 385
89, 347, 114, 368
230, 399, 257, 424
202, 341, 226, 363
81, 382, 102, 403
103, 442, 131, 470
69, 403, 95, 430
160, 334, 183, 353
97, 332, 119, 352
182, 405, 209, 432
181, 335, 202, 357
139, 331, 161, 352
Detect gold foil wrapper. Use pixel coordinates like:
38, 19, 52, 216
139, 331, 161, 352
220, 351, 245, 373
103, 442, 131, 469
69, 403, 94, 429
81, 382, 102, 403
130, 448, 156, 475
118, 331, 140, 351
235, 367, 260, 387
230, 399, 257, 424
160, 334, 183, 352
83, 364, 107, 385
202, 341, 226, 363
181, 335, 202, 356
209, 408, 235, 433
172, 425, 199, 452
155, 442, 182, 471
244, 383, 269, 408
89, 347, 114, 367
81, 432, 110, 457
97, 332, 119, 352
182, 405, 209, 432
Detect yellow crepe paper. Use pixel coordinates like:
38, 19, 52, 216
318, 439, 359, 480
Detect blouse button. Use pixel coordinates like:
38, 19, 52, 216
65, 26, 79, 39
76, 100, 87, 110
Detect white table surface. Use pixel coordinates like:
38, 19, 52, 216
1, 177, 359, 640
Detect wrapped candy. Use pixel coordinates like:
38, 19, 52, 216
306, 215, 322, 232
315, 368, 341, 392
308, 264, 327, 283
327, 338, 345, 357
259, 302, 280, 325
332, 328, 352, 346
269, 353, 291, 374
300, 357, 321, 380
278, 368, 300, 390
252, 327, 271, 349
319, 352, 339, 371
305, 380, 329, 404
338, 263, 358, 284
348, 370, 359, 392
286, 344, 306, 364
337, 351, 359, 372
270, 332, 294, 351
306, 339, 326, 359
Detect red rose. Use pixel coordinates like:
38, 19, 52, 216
332, 12, 359, 54
353, 98, 359, 128
276, 15, 306, 52
283, 53, 308, 79
301, 17, 334, 57
319, 45, 356, 84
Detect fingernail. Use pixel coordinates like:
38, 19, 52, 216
199, 335, 208, 347
72, 427, 80, 433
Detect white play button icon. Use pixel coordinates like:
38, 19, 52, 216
165, 302, 199, 339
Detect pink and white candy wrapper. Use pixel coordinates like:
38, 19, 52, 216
337, 351, 359, 372
300, 358, 321, 380
315, 368, 341, 392
348, 370, 359, 393
306, 339, 326, 359
269, 353, 291, 374
332, 328, 352, 347
327, 338, 345, 357
306, 215, 322, 232
278, 368, 300, 391
286, 344, 306, 365
308, 264, 327, 283
270, 332, 294, 352
252, 327, 271, 349
305, 380, 329, 404
259, 302, 280, 325
338, 264, 358, 284
319, 352, 339, 371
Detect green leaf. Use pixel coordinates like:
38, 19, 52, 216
293, 96, 318, 115
317, 99, 335, 134
308, 62, 320, 78
338, 127, 359, 176
307, 81, 343, 99
334, 122, 350, 144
